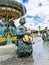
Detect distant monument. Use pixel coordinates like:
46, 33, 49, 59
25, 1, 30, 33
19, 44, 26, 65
38, 26, 41, 36
42, 27, 49, 41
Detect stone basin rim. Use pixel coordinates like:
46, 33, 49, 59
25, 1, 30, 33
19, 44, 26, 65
0, 0, 26, 20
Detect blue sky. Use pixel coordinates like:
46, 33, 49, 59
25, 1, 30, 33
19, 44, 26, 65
15, 0, 49, 30
22, 0, 28, 3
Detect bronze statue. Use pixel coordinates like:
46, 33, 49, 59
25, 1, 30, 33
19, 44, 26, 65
16, 17, 33, 57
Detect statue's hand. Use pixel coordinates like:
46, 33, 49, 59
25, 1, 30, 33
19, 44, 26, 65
23, 35, 31, 43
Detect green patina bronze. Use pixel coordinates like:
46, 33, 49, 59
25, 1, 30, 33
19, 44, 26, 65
0, 27, 8, 45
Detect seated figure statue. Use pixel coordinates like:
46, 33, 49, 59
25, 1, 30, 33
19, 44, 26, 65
7, 19, 17, 44
42, 27, 49, 41
16, 17, 33, 57
0, 22, 8, 45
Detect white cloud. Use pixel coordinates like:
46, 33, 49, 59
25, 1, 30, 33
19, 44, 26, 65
15, 0, 49, 30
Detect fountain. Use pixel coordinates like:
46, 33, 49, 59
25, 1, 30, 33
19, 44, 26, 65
0, 0, 33, 60
0, 0, 26, 45
42, 27, 49, 41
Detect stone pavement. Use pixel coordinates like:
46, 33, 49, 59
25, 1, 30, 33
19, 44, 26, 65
1, 37, 49, 65
0, 44, 17, 62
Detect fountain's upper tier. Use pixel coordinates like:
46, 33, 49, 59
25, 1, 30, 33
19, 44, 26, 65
0, 0, 26, 20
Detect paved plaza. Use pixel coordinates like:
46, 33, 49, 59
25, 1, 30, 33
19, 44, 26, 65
0, 37, 49, 65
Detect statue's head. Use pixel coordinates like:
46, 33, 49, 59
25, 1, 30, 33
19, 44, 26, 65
8, 19, 16, 28
19, 17, 26, 25
9, 18, 14, 25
